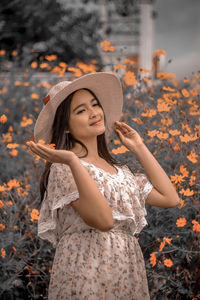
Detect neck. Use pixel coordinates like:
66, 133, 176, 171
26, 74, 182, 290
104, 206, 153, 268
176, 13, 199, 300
71, 137, 101, 161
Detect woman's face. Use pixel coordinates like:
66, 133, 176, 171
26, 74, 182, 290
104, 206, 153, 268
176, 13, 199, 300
68, 89, 105, 140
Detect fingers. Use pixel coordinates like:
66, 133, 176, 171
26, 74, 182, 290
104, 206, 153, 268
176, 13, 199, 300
26, 142, 50, 159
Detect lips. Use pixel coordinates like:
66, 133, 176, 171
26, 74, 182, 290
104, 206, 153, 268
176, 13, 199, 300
90, 120, 101, 126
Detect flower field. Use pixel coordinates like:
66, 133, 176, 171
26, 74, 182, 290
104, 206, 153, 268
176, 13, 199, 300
0, 48, 199, 299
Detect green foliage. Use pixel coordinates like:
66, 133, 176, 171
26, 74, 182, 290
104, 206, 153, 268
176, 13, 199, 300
0, 0, 102, 66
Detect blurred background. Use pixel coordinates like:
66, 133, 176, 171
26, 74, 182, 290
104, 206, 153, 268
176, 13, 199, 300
0, 0, 200, 79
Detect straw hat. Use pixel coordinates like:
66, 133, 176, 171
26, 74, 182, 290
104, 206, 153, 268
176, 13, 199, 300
26, 72, 123, 145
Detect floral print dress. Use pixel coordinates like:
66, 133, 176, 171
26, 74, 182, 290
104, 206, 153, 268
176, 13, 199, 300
38, 159, 153, 300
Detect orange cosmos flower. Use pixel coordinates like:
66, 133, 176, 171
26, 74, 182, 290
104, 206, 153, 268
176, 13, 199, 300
0, 50, 6, 55
163, 258, 173, 267
150, 253, 157, 267
30, 209, 39, 222
31, 61, 38, 69
181, 89, 190, 98
176, 217, 187, 227
31, 93, 39, 99
192, 220, 200, 232
180, 165, 189, 177
141, 109, 157, 118
45, 54, 57, 61
187, 151, 198, 163
169, 129, 181, 136
123, 71, 137, 85
0, 114, 7, 123
7, 179, 20, 190
0, 248, 6, 259
179, 188, 194, 196
0, 224, 5, 231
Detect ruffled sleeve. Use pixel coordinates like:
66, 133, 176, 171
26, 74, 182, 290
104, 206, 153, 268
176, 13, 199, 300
37, 163, 79, 248
134, 173, 153, 208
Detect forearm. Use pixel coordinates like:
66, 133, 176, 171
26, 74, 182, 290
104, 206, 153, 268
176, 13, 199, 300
68, 155, 113, 229
133, 143, 179, 200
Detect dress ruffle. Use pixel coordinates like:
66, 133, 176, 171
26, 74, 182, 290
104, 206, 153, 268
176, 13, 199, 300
37, 162, 153, 248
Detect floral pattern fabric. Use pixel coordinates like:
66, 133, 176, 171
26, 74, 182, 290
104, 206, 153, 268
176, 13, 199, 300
38, 159, 153, 300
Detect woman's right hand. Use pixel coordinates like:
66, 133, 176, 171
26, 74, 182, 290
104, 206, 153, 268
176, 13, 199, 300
26, 141, 77, 166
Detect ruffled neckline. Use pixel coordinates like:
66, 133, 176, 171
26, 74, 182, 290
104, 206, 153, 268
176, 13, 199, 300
80, 159, 124, 178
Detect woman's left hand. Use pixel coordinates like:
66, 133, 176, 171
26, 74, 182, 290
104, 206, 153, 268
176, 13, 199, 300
114, 121, 144, 153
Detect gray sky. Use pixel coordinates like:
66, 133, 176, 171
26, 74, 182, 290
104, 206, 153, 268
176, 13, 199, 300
153, 0, 200, 78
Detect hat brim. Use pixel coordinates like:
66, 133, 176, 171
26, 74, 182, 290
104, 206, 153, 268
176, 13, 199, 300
34, 72, 123, 144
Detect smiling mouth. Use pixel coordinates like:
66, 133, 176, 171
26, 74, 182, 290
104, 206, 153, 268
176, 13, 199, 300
90, 120, 102, 126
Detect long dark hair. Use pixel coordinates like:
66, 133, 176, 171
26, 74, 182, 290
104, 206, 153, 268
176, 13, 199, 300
39, 88, 130, 204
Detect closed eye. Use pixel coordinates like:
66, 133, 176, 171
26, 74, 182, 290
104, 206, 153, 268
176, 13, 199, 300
77, 103, 99, 114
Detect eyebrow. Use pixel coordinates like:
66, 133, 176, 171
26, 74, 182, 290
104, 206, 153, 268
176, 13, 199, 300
72, 98, 97, 112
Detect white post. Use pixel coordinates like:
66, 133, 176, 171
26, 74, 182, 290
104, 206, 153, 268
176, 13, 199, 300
139, 0, 153, 78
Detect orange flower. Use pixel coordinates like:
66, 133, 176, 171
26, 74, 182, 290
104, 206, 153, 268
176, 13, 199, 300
147, 130, 159, 137
141, 109, 157, 118
9, 149, 18, 157
179, 188, 194, 196
0, 185, 7, 192
131, 118, 143, 124
24, 82, 30, 87
170, 174, 185, 184
0, 224, 5, 231
14, 81, 23, 86
31, 93, 39, 99
156, 132, 169, 140
31, 61, 38, 69
180, 165, 189, 177
179, 133, 198, 143
190, 89, 198, 97
189, 174, 196, 186
112, 145, 130, 155
100, 40, 115, 52
176, 217, 187, 227
0, 248, 6, 259
0, 50, 6, 55
68, 67, 82, 77
123, 71, 137, 86
169, 129, 181, 136
20, 116, 33, 127
181, 88, 190, 98
12, 246, 16, 252
113, 140, 121, 145
12, 50, 18, 56
163, 258, 173, 267
7, 179, 20, 190
150, 252, 157, 267
123, 58, 135, 65
173, 144, 180, 151
30, 209, 39, 221
45, 54, 57, 61
6, 143, 19, 149
154, 49, 166, 55
40, 63, 50, 69
113, 64, 126, 70
41, 82, 51, 88
0, 200, 3, 208
17, 187, 28, 197
0, 114, 7, 123
6, 200, 13, 206
187, 151, 198, 163
192, 220, 200, 233
162, 86, 175, 92
157, 99, 171, 112
76, 62, 97, 73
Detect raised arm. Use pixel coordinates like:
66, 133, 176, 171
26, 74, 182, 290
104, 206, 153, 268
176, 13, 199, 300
68, 155, 114, 231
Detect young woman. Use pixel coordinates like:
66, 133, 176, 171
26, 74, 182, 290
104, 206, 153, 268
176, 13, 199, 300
26, 72, 180, 299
